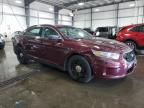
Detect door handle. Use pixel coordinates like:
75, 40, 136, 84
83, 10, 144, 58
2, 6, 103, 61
55, 43, 62, 46
35, 36, 41, 40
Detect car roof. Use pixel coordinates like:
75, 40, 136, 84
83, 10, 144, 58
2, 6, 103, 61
123, 23, 144, 28
29, 24, 73, 29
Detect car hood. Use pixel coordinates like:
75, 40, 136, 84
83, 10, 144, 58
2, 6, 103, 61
76, 37, 132, 53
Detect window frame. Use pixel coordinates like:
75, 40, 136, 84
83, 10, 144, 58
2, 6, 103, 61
42, 26, 63, 40
24, 27, 43, 37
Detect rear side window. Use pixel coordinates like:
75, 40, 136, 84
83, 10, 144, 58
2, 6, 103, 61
131, 25, 144, 32
98, 28, 108, 32
25, 27, 42, 37
131, 26, 139, 32
138, 26, 144, 32
43, 27, 59, 38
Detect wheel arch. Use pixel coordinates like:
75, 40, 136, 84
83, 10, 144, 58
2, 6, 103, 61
124, 39, 138, 47
14, 43, 23, 54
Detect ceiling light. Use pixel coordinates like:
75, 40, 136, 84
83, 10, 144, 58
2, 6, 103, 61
15, 0, 22, 4
69, 12, 74, 17
49, 7, 54, 11
129, 4, 135, 7
95, 8, 100, 12
78, 2, 84, 6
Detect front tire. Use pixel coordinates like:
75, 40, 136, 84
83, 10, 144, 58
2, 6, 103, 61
67, 55, 93, 83
16, 47, 29, 64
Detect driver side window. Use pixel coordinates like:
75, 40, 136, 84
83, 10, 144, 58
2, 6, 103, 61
43, 27, 58, 38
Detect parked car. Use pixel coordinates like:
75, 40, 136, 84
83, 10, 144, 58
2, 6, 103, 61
83, 28, 95, 35
12, 25, 137, 83
116, 24, 144, 51
11, 31, 23, 40
0, 34, 5, 49
95, 26, 119, 39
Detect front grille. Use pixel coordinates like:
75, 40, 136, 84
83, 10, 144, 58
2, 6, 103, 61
124, 51, 135, 62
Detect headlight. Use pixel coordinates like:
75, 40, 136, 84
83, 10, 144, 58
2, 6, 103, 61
96, 32, 100, 36
92, 50, 120, 60
0, 36, 4, 41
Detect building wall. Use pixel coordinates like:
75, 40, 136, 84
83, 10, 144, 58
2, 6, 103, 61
0, 0, 72, 40
30, 2, 72, 26
59, 9, 72, 26
74, 1, 144, 31
0, 0, 26, 38
29, 1, 55, 26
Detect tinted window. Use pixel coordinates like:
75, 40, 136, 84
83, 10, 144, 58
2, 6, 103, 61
98, 28, 108, 32
131, 25, 144, 32
83, 28, 91, 32
138, 26, 144, 32
43, 27, 59, 38
131, 26, 139, 32
25, 27, 42, 37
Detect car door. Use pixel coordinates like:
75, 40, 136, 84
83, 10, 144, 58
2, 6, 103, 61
23, 27, 43, 59
40, 27, 67, 66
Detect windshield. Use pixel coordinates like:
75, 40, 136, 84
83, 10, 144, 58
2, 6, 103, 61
58, 27, 93, 40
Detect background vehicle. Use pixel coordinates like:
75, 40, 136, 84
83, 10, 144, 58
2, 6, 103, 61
12, 25, 136, 83
83, 28, 95, 35
11, 31, 23, 40
0, 34, 5, 49
95, 26, 120, 39
116, 24, 144, 51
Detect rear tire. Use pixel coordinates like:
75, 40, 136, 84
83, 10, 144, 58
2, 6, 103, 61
17, 47, 29, 64
67, 55, 93, 83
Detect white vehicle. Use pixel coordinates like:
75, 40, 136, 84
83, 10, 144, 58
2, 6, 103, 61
0, 34, 5, 49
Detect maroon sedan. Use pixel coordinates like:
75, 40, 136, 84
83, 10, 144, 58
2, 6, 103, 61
12, 25, 137, 83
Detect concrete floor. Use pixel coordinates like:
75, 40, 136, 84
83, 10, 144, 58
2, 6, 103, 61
0, 42, 144, 108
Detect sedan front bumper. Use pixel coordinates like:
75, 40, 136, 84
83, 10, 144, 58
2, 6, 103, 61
92, 58, 137, 79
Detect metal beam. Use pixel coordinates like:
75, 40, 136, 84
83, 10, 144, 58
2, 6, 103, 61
66, 0, 135, 10
54, 7, 60, 25
143, 5, 144, 23
64, 0, 96, 7
38, 0, 72, 10
90, 8, 92, 28
72, 10, 74, 26
24, 0, 36, 27
25, 0, 36, 6
115, 3, 119, 27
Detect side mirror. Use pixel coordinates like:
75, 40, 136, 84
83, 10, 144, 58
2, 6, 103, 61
48, 35, 62, 41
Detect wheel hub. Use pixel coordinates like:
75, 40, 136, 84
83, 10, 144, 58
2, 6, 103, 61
75, 65, 82, 73
20, 53, 23, 58
126, 42, 135, 49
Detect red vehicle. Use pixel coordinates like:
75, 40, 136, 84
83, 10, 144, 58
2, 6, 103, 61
116, 24, 144, 51
12, 25, 137, 83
